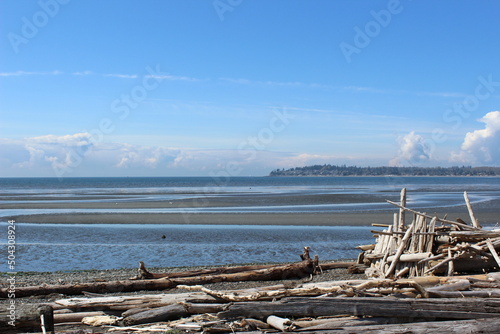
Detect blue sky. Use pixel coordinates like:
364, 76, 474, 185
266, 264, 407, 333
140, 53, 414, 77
1, 0, 500, 177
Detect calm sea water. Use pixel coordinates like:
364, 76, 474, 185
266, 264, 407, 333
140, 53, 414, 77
1, 176, 499, 272
2, 223, 374, 272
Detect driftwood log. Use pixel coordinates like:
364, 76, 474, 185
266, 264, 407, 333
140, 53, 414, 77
218, 296, 500, 320
136, 261, 291, 279
122, 303, 226, 326
52, 292, 219, 311
1, 259, 317, 298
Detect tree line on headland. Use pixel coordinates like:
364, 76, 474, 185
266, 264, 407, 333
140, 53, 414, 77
269, 165, 500, 177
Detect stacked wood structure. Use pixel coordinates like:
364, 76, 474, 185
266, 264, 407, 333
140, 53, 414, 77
360, 189, 500, 279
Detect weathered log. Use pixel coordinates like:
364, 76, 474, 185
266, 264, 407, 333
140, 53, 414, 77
399, 187, 406, 230
121, 303, 190, 326
364, 253, 385, 260
425, 279, 470, 292
121, 307, 151, 318
237, 318, 271, 330
294, 316, 411, 331
0, 304, 54, 334
137, 246, 318, 280
487, 238, 500, 268
347, 263, 368, 273
386, 252, 432, 263
53, 292, 218, 311
428, 290, 500, 298
450, 230, 500, 241
182, 303, 226, 315
266, 315, 294, 331
3, 259, 316, 297
447, 247, 455, 276
464, 191, 481, 229
81, 314, 119, 326
471, 281, 500, 289
428, 253, 498, 274
122, 303, 226, 326
218, 296, 500, 320
53, 311, 108, 323
290, 317, 500, 334
170, 258, 316, 284
356, 244, 375, 251
317, 261, 356, 270
394, 267, 409, 279
135, 261, 294, 279
385, 220, 415, 277
489, 272, 500, 281
0, 278, 181, 298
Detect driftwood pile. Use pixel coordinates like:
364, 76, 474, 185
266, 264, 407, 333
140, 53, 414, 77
360, 188, 500, 279
1, 248, 356, 333
7, 271, 500, 333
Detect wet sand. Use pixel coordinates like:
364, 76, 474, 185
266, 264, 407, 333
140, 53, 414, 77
9, 209, 500, 226
10, 212, 389, 225
0, 193, 393, 209
3, 192, 500, 226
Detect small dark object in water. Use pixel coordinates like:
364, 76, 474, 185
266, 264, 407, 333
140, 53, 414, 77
161, 235, 166, 239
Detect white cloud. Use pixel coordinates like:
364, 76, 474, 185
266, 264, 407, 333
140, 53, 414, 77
146, 74, 200, 82
103, 73, 138, 79
0, 70, 62, 77
275, 153, 351, 168
451, 111, 500, 165
390, 131, 431, 166
0, 70, 199, 81
13, 133, 94, 170
72, 71, 94, 76
115, 145, 179, 168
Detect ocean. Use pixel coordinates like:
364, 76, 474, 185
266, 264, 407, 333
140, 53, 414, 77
1, 176, 499, 272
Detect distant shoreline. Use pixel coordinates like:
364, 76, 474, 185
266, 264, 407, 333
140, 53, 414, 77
2, 175, 500, 180
270, 165, 500, 177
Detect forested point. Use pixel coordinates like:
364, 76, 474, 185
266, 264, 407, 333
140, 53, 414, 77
269, 165, 500, 177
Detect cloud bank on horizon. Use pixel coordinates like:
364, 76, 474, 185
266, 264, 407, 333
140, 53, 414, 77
1, 111, 499, 177
0, 131, 358, 177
